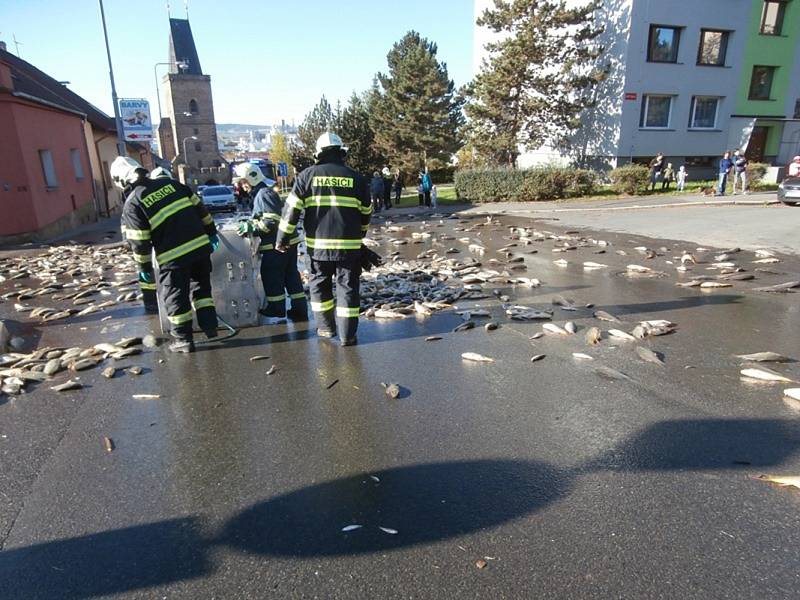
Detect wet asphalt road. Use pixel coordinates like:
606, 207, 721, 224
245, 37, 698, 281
1, 211, 800, 599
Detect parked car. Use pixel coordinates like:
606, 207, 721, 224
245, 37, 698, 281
199, 185, 236, 212
778, 176, 800, 206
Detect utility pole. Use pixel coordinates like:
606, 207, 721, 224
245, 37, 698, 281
98, 0, 127, 157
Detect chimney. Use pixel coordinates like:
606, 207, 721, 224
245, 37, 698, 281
0, 41, 6, 51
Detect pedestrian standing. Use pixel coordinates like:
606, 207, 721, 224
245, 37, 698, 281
417, 174, 425, 206
676, 166, 688, 192
648, 153, 664, 191
422, 169, 433, 207
275, 132, 371, 347
393, 172, 403, 205
661, 163, 675, 191
431, 184, 438, 209
787, 155, 800, 177
732, 150, 748, 195
717, 151, 734, 196
235, 162, 307, 322
382, 167, 393, 210
370, 171, 384, 213
113, 156, 220, 353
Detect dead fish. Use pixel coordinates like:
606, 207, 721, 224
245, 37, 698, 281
453, 321, 476, 333
103, 436, 115, 452
116, 337, 142, 349
414, 301, 433, 316
43, 359, 63, 376
71, 358, 101, 371
425, 336, 442, 341
381, 382, 401, 398
132, 393, 160, 399
529, 332, 544, 340
266, 365, 278, 375
101, 366, 116, 379
593, 366, 631, 381
636, 346, 664, 365
572, 352, 593, 360
752, 257, 780, 264
740, 367, 794, 383
583, 261, 608, 269
585, 327, 602, 345
126, 366, 143, 376
378, 527, 398, 535
626, 264, 652, 273
553, 259, 569, 267
754, 249, 776, 258
374, 309, 407, 319
341, 525, 362, 532
461, 352, 495, 363
735, 352, 791, 363
542, 323, 569, 336
564, 321, 577, 334
751, 281, 800, 293
784, 389, 800, 401
484, 322, 499, 331
249, 355, 271, 362
700, 281, 732, 289
94, 343, 122, 354
608, 329, 635, 341
593, 310, 621, 323
51, 380, 82, 392
530, 354, 546, 362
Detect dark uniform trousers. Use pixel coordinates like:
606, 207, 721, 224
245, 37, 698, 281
139, 271, 158, 312
158, 256, 218, 341
260, 244, 307, 317
308, 256, 361, 341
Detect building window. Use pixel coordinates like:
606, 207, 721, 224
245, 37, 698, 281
194, 142, 202, 152
640, 95, 673, 128
69, 148, 85, 180
193, 128, 199, 135
197, 160, 203, 168
697, 30, 729, 66
213, 160, 221, 167
684, 156, 715, 167
760, 1, 787, 35
689, 97, 720, 129
749, 66, 776, 100
189, 99, 199, 114
648, 25, 681, 63
38, 150, 58, 188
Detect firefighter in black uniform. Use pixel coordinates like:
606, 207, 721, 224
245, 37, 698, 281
275, 133, 371, 346
234, 162, 308, 320
111, 156, 219, 353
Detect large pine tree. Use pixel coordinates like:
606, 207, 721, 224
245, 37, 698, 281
295, 96, 335, 165
370, 31, 464, 174
337, 92, 384, 175
466, 0, 605, 167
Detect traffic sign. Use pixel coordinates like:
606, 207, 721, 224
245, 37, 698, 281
118, 98, 153, 142
277, 162, 289, 177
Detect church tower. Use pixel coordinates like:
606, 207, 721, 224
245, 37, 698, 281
157, 17, 226, 184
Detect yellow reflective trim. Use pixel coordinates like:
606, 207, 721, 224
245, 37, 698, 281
255, 219, 272, 233
266, 294, 286, 302
150, 197, 194, 230
125, 228, 151, 241
360, 204, 373, 215
290, 292, 306, 300
139, 282, 157, 291
189, 193, 201, 206
336, 306, 360, 318
305, 237, 361, 250
361, 224, 369, 232
262, 212, 282, 221
167, 310, 193, 325
286, 193, 305, 210
311, 299, 335, 312
132, 252, 152, 264
192, 297, 215, 310
156, 234, 210, 265
202, 214, 213, 225
289, 236, 301, 245
306, 195, 361, 209
258, 243, 274, 251
278, 219, 296, 234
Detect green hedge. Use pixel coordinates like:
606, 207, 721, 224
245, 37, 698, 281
609, 164, 650, 194
454, 167, 596, 202
746, 162, 769, 184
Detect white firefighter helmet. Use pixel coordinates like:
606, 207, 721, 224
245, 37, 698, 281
314, 132, 347, 157
234, 162, 269, 187
149, 166, 172, 179
110, 156, 146, 189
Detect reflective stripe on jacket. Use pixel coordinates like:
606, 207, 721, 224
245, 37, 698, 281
121, 177, 216, 269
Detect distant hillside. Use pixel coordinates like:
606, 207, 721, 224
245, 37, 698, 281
217, 123, 270, 133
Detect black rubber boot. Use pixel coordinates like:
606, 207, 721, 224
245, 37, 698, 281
169, 339, 195, 353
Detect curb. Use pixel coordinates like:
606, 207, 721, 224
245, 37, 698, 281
462, 198, 779, 215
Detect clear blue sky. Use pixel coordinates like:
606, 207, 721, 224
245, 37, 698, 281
2, 0, 475, 125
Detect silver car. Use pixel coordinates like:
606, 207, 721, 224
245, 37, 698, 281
778, 176, 800, 206
200, 185, 236, 212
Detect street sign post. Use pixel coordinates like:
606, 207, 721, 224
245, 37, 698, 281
118, 98, 153, 141
277, 162, 288, 177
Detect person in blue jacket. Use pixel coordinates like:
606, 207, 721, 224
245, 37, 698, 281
421, 169, 433, 207
235, 162, 308, 321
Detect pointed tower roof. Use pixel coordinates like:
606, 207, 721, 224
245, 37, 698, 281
168, 18, 202, 75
